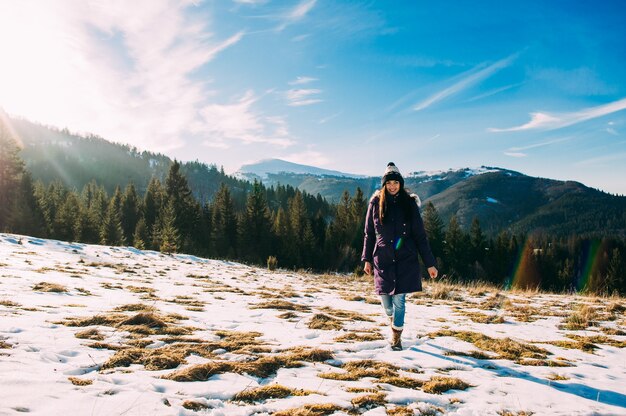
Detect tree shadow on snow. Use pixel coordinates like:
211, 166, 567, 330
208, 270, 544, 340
409, 342, 626, 409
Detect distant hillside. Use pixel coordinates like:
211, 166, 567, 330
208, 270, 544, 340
237, 158, 365, 180
9, 117, 249, 202
428, 171, 626, 236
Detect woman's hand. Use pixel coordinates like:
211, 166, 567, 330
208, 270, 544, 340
427, 266, 438, 279
364, 261, 372, 275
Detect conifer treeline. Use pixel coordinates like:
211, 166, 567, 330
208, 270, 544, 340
1, 129, 625, 295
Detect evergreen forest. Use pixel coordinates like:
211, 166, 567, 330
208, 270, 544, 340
1, 125, 625, 295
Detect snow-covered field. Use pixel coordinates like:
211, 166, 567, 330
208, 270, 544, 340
1, 233, 625, 416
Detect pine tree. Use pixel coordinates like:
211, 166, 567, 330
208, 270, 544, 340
79, 181, 108, 243
8, 171, 46, 237
0, 122, 24, 232
422, 202, 445, 262
287, 191, 308, 266
469, 217, 486, 264
54, 191, 82, 242
211, 183, 237, 258
100, 187, 125, 245
239, 180, 272, 263
165, 161, 200, 252
606, 247, 625, 295
132, 217, 149, 250
444, 215, 469, 280
144, 177, 164, 248
272, 207, 289, 266
121, 182, 141, 246
349, 187, 366, 248
159, 200, 179, 254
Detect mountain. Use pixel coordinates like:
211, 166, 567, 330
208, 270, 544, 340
237, 158, 365, 180
428, 171, 626, 236
236, 162, 519, 203
5, 115, 625, 237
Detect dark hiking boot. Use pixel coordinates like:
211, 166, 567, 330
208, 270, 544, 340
391, 328, 403, 351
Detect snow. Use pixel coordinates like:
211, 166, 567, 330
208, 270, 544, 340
236, 159, 364, 180
1, 233, 625, 415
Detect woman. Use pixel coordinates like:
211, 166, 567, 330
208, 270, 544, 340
362, 162, 438, 350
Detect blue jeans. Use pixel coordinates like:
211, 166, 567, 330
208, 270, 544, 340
380, 293, 406, 329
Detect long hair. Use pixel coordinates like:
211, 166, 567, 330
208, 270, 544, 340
379, 184, 413, 223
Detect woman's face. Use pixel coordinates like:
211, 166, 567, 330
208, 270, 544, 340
385, 180, 400, 196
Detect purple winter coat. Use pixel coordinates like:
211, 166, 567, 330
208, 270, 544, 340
361, 190, 437, 295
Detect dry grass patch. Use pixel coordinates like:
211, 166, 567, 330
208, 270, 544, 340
164, 347, 333, 381
101, 346, 187, 370
335, 332, 384, 342
561, 304, 598, 330
387, 406, 417, 416
546, 373, 570, 381
445, 350, 493, 360
497, 411, 535, 416
251, 300, 310, 312
0, 300, 20, 307
430, 330, 550, 362
429, 284, 463, 301
75, 328, 105, 341
127, 284, 153, 292
319, 359, 399, 381
351, 391, 387, 410
458, 311, 505, 324
273, 403, 344, 416
341, 294, 367, 302
319, 306, 374, 322
607, 301, 625, 314
480, 293, 507, 310
0, 338, 12, 349
516, 359, 573, 367
114, 303, 156, 312
600, 326, 626, 336
182, 401, 210, 411
308, 313, 344, 330
100, 282, 123, 290
61, 313, 127, 327
379, 376, 424, 389
277, 311, 300, 319
565, 334, 626, 349
422, 376, 471, 394
232, 384, 314, 403
345, 387, 380, 393
32, 282, 67, 293
68, 377, 93, 386
212, 330, 270, 354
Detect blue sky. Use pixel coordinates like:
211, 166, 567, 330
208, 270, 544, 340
1, 1, 625, 194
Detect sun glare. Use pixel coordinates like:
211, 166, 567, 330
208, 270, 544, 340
0, 3, 77, 123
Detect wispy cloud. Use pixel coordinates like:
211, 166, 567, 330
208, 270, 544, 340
319, 111, 341, 124
413, 53, 518, 111
465, 82, 523, 103
286, 88, 322, 106
289, 76, 318, 85
199, 91, 294, 147
507, 136, 573, 152
276, 0, 317, 32
575, 152, 626, 166
489, 97, 626, 132
504, 152, 527, 158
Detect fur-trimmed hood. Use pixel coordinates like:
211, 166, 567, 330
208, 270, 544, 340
369, 189, 421, 207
